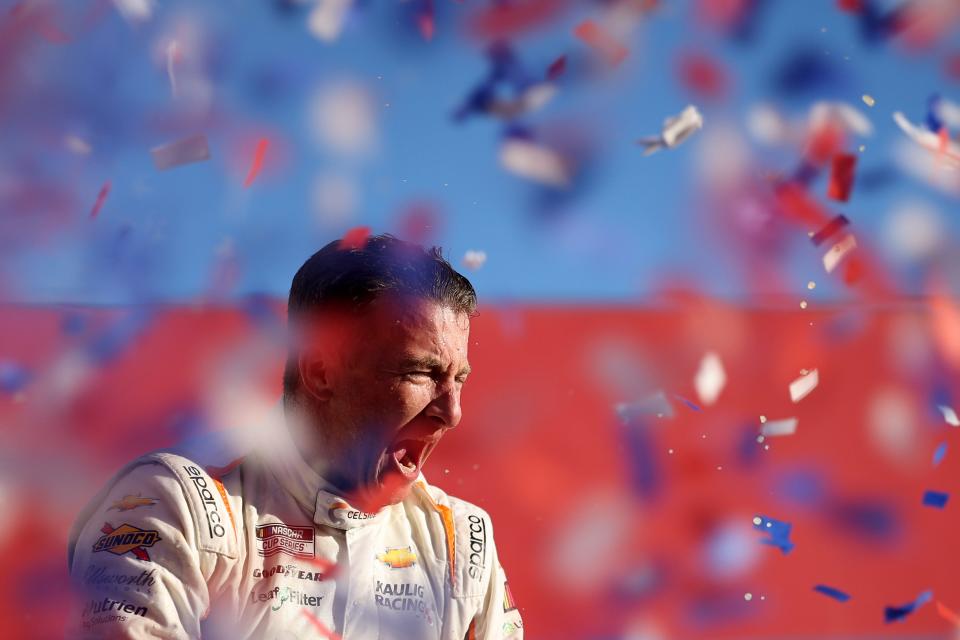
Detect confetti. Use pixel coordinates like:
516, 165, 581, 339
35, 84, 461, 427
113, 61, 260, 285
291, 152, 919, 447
861, 94, 875, 107
467, 0, 566, 39
809, 101, 874, 138
462, 250, 487, 270
810, 215, 850, 246
151, 134, 211, 171
822, 234, 857, 273
616, 391, 675, 421
546, 55, 566, 81
0, 360, 30, 395
64, 135, 92, 155
936, 601, 960, 627
827, 153, 857, 201
338, 226, 371, 250
677, 51, 729, 100
637, 105, 704, 156
789, 369, 819, 402
761, 417, 798, 437
417, 0, 434, 41
694, 351, 726, 406
308, 0, 354, 43
112, 0, 154, 24
940, 405, 960, 426
166, 40, 180, 98
674, 395, 702, 412
892, 111, 960, 165
500, 136, 571, 187
244, 138, 269, 187
753, 515, 794, 554
934, 442, 948, 466
89, 181, 111, 219
814, 584, 851, 602
573, 20, 629, 67
923, 490, 949, 509
885, 589, 933, 623
302, 610, 342, 640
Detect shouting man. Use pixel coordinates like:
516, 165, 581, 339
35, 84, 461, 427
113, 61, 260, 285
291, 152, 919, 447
67, 234, 523, 639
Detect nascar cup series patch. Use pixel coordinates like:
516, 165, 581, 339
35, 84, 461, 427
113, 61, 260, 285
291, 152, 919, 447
93, 523, 161, 561
256, 523, 315, 559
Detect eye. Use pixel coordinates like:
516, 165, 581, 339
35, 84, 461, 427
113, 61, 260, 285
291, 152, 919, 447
402, 371, 432, 381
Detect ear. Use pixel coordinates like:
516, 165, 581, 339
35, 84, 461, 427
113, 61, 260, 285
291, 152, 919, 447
298, 346, 333, 403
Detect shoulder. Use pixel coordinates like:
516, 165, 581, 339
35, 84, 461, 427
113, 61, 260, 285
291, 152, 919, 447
69, 436, 246, 568
413, 481, 497, 598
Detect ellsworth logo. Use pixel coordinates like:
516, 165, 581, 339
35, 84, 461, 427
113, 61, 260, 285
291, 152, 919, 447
93, 523, 160, 561
377, 547, 417, 569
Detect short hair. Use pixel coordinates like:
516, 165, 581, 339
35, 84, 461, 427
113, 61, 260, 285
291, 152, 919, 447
282, 233, 477, 397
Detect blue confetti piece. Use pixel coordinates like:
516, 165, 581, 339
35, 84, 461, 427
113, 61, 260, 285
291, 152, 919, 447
885, 589, 933, 623
934, 442, 948, 467
753, 515, 794, 554
926, 94, 944, 132
922, 491, 949, 509
673, 394, 701, 412
814, 584, 851, 602
0, 360, 30, 394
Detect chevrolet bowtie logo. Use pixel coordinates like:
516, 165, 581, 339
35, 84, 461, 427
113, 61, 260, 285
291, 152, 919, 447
377, 547, 417, 569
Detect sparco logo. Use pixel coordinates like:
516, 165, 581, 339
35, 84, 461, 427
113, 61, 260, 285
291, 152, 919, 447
183, 466, 225, 539
467, 514, 486, 581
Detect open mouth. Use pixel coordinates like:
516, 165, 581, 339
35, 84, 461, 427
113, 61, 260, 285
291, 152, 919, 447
389, 438, 433, 480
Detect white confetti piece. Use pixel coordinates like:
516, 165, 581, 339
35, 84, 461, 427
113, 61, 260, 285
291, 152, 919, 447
308, 0, 354, 43
462, 250, 487, 270
930, 96, 960, 130
64, 135, 92, 155
616, 390, 674, 421
789, 369, 819, 403
166, 40, 180, 98
694, 351, 726, 406
761, 417, 798, 438
151, 134, 211, 171
809, 101, 874, 137
500, 138, 571, 187
893, 112, 960, 166
113, 0, 153, 24
637, 105, 703, 155
823, 234, 857, 273
861, 94, 875, 107
940, 405, 960, 427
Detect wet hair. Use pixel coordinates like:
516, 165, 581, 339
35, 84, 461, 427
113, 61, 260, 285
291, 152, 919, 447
282, 233, 477, 398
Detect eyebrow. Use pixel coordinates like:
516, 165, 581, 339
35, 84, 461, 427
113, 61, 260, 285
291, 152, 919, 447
399, 356, 471, 377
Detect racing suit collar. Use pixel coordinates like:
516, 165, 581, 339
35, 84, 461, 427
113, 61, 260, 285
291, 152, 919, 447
261, 400, 409, 531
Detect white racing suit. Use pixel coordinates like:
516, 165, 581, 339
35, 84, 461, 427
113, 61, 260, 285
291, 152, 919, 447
66, 407, 523, 639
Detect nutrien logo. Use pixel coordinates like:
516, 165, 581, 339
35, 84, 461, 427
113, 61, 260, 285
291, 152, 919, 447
256, 523, 315, 559
92, 523, 160, 561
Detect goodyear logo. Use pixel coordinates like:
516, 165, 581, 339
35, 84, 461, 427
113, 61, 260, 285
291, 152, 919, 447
377, 547, 417, 569
93, 523, 161, 561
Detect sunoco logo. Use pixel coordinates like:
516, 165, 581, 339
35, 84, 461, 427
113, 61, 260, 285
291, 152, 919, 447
93, 523, 160, 561
183, 466, 226, 539
467, 514, 487, 581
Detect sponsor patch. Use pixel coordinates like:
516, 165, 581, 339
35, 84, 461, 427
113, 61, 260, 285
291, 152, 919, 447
466, 514, 487, 581
377, 547, 417, 569
374, 581, 432, 622
93, 523, 160, 561
256, 523, 315, 559
109, 495, 158, 512
252, 563, 326, 582
503, 581, 517, 613
83, 565, 157, 592
80, 597, 148, 630
183, 465, 226, 539
249, 586, 324, 610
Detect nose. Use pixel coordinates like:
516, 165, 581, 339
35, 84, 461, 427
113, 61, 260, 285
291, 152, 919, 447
425, 380, 462, 429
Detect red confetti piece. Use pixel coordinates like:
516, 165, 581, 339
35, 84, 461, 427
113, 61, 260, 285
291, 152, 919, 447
244, 138, 269, 188
810, 214, 850, 246
836, 0, 863, 13
339, 226, 371, 250
573, 20, 628, 67
827, 153, 857, 202
775, 182, 831, 228
546, 55, 567, 81
677, 51, 729, 100
946, 52, 960, 81
418, 0, 434, 41
938, 601, 960, 626
467, 0, 566, 39
89, 181, 111, 219
302, 610, 342, 640
805, 122, 846, 166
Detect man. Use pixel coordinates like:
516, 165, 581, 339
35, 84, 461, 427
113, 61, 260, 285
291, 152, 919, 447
67, 234, 524, 639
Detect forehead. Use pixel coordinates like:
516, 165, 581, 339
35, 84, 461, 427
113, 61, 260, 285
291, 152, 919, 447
355, 296, 470, 359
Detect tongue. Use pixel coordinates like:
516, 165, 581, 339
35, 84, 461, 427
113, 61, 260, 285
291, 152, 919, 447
392, 446, 418, 476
